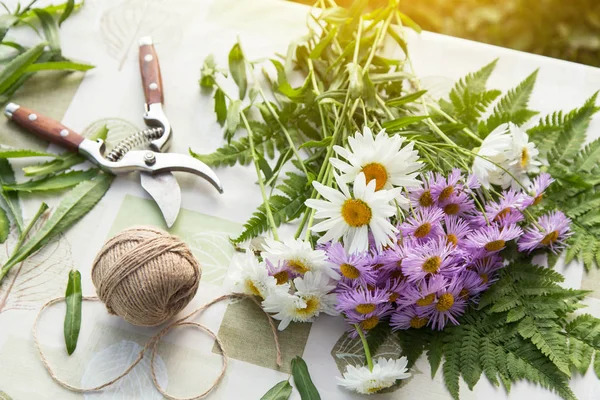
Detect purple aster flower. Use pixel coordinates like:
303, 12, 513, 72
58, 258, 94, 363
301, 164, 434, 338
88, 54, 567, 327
396, 274, 448, 308
456, 270, 490, 302
265, 259, 293, 285
468, 255, 503, 284
472, 189, 527, 227
464, 224, 522, 254
402, 237, 460, 282
430, 168, 462, 203
518, 211, 571, 254
327, 242, 377, 286
345, 306, 394, 336
336, 286, 391, 315
444, 215, 471, 248
378, 243, 407, 282
390, 305, 429, 330
409, 172, 436, 209
527, 173, 554, 207
421, 275, 467, 330
465, 174, 481, 191
400, 207, 445, 241
439, 191, 476, 218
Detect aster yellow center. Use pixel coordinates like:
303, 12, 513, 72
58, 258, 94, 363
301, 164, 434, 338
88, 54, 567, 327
459, 289, 469, 299
341, 199, 372, 227
355, 303, 376, 314
495, 207, 511, 221
296, 296, 320, 316
388, 292, 399, 302
414, 222, 432, 238
436, 293, 455, 312
446, 233, 458, 246
410, 316, 428, 329
541, 230, 559, 246
444, 203, 460, 215
245, 280, 262, 297
484, 240, 505, 252
361, 162, 388, 191
273, 271, 289, 285
533, 194, 543, 205
340, 263, 361, 279
520, 148, 529, 168
416, 293, 435, 306
480, 273, 489, 283
419, 190, 434, 207
288, 259, 310, 274
439, 185, 454, 201
422, 256, 442, 273
360, 316, 379, 330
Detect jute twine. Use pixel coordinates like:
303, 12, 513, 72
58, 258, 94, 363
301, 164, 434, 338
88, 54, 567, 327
32, 226, 282, 399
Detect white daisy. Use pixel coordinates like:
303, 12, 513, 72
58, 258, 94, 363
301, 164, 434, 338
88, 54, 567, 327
503, 123, 541, 188
472, 123, 512, 188
331, 126, 422, 191
227, 250, 282, 299
262, 271, 337, 330
305, 173, 402, 253
262, 237, 339, 280
336, 357, 411, 394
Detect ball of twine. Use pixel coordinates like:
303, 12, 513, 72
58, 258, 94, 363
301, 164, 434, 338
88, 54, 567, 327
91, 226, 201, 326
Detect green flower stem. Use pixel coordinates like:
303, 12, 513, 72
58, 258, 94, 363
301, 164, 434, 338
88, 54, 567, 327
14, 202, 48, 252
362, 11, 393, 73
352, 16, 363, 64
425, 101, 483, 144
354, 324, 374, 372
240, 112, 279, 241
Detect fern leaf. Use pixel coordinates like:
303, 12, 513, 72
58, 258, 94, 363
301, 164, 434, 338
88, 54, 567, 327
568, 336, 593, 374
528, 110, 566, 158
396, 328, 427, 368
517, 316, 570, 376
442, 341, 462, 400
460, 326, 483, 389
595, 351, 600, 379
426, 333, 444, 378
572, 137, 600, 172
480, 337, 500, 386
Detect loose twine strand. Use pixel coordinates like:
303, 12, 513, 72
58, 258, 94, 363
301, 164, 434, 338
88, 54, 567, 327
33, 293, 282, 400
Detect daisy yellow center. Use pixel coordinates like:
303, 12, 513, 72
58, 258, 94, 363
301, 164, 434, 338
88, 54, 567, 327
533, 194, 543, 205
480, 273, 489, 283
296, 296, 320, 316
360, 316, 379, 330
484, 240, 505, 252
340, 263, 361, 279
341, 199, 372, 227
520, 148, 529, 168
422, 256, 442, 273
495, 207, 512, 221
367, 386, 388, 394
355, 303, 376, 314
446, 233, 458, 246
361, 163, 388, 191
444, 203, 460, 215
410, 316, 428, 329
414, 222, 432, 238
273, 271, 289, 285
435, 293, 455, 312
288, 259, 310, 274
388, 292, 399, 302
416, 293, 435, 306
439, 185, 454, 201
419, 190, 434, 207
541, 230, 559, 246
459, 289, 469, 299
245, 280, 262, 297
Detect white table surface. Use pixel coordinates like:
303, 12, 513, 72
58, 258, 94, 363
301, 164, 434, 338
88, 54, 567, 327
1, 0, 600, 399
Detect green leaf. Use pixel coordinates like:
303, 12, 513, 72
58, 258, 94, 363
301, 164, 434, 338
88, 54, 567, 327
2, 169, 98, 193
0, 390, 12, 400
214, 88, 227, 126
382, 115, 429, 131
291, 356, 321, 400
225, 100, 242, 141
0, 159, 23, 232
0, 42, 45, 94
0, 148, 56, 158
32, 9, 60, 51
0, 205, 8, 243
57, 0, 75, 26
0, 14, 19, 42
386, 90, 427, 107
25, 61, 94, 72
200, 54, 217, 88
595, 352, 600, 379
260, 380, 293, 400
64, 269, 82, 355
299, 137, 332, 150
228, 43, 247, 99
398, 11, 422, 33
309, 26, 338, 59
0, 174, 113, 278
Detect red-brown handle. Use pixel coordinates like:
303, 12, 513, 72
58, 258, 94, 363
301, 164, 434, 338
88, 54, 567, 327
139, 37, 164, 105
6, 104, 85, 152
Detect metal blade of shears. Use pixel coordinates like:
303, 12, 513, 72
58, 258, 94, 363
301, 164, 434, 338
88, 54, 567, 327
140, 171, 181, 228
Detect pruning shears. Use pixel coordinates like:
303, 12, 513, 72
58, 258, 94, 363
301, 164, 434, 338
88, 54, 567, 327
4, 36, 223, 227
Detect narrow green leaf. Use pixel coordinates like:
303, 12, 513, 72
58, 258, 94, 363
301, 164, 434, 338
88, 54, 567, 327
64, 269, 82, 355
386, 90, 428, 107
25, 61, 94, 72
260, 380, 293, 400
0, 14, 19, 42
387, 25, 408, 54
0, 205, 8, 243
214, 88, 227, 126
0, 148, 56, 158
225, 100, 242, 141
23, 153, 84, 176
0, 174, 113, 278
0, 42, 45, 94
398, 11, 422, 33
32, 9, 60, 51
299, 137, 332, 150
57, 0, 74, 26
382, 115, 429, 131
309, 26, 338, 59
228, 43, 247, 99
199, 54, 217, 89
0, 159, 23, 232
595, 351, 600, 379
2, 169, 98, 193
291, 356, 321, 400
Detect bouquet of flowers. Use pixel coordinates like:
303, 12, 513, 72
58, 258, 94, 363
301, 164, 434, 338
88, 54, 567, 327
196, 1, 600, 398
